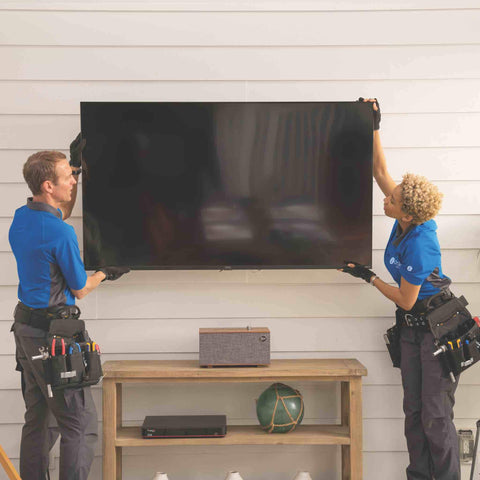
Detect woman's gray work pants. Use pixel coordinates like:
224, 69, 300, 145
400, 327, 460, 480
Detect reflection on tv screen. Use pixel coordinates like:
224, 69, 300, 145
81, 102, 372, 269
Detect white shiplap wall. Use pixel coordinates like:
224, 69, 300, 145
1, 2, 479, 479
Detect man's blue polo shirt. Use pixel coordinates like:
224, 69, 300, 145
384, 219, 450, 300
9, 198, 87, 308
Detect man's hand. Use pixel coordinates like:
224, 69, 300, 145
97, 266, 131, 282
70, 132, 86, 169
358, 97, 381, 130
340, 261, 376, 283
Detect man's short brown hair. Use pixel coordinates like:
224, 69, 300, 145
23, 151, 67, 195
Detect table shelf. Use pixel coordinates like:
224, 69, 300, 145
116, 424, 351, 447
103, 359, 367, 480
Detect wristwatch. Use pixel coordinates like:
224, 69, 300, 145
370, 275, 378, 286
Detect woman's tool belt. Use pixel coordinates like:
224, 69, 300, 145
20, 304, 103, 396
383, 295, 444, 369
396, 290, 455, 330
424, 292, 480, 380
384, 290, 475, 370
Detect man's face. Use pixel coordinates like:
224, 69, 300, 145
52, 159, 76, 203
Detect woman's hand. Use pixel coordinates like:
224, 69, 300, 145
339, 261, 376, 283
358, 97, 395, 196
358, 97, 381, 130
339, 262, 421, 309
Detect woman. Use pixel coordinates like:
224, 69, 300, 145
341, 98, 459, 480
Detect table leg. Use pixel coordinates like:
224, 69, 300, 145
341, 378, 363, 480
103, 379, 123, 480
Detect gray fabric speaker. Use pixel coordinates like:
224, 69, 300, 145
199, 327, 270, 367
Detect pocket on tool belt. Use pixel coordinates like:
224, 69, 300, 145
84, 350, 102, 383
465, 340, 480, 365
427, 296, 471, 339
50, 355, 69, 386
384, 324, 401, 368
67, 349, 85, 384
49, 318, 85, 338
445, 347, 465, 377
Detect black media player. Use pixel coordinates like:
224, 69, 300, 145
142, 415, 227, 438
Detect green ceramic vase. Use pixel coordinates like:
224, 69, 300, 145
256, 382, 304, 433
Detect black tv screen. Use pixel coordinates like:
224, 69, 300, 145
80, 102, 372, 270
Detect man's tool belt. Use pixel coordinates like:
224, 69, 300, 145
14, 301, 81, 331
17, 303, 103, 394
43, 332, 103, 395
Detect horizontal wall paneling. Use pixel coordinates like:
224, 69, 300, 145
1, 10, 480, 46
1, 0, 479, 11
2, 46, 480, 81
1, 80, 480, 115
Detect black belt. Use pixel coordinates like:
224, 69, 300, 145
397, 290, 454, 330
14, 302, 80, 332
399, 311, 429, 329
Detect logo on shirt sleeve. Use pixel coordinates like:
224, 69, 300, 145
407, 266, 413, 272
389, 257, 401, 269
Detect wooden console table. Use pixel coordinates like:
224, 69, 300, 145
102, 358, 367, 480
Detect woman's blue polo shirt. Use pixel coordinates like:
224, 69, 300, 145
9, 199, 87, 308
384, 219, 450, 300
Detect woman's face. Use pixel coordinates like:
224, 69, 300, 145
384, 184, 409, 221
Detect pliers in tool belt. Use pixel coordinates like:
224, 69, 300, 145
51, 337, 65, 356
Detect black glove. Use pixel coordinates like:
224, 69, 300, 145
358, 97, 381, 131
97, 266, 131, 282
341, 261, 376, 283
69, 132, 86, 169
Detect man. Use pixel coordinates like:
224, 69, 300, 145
9, 136, 129, 480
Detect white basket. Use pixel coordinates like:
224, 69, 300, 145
293, 472, 312, 480
151, 473, 169, 480
225, 471, 244, 480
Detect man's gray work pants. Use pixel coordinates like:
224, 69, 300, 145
13, 326, 98, 480
400, 327, 460, 480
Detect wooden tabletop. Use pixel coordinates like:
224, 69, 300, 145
102, 358, 367, 380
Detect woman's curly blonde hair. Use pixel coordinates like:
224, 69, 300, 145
400, 172, 443, 224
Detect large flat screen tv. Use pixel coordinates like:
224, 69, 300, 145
80, 101, 372, 270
